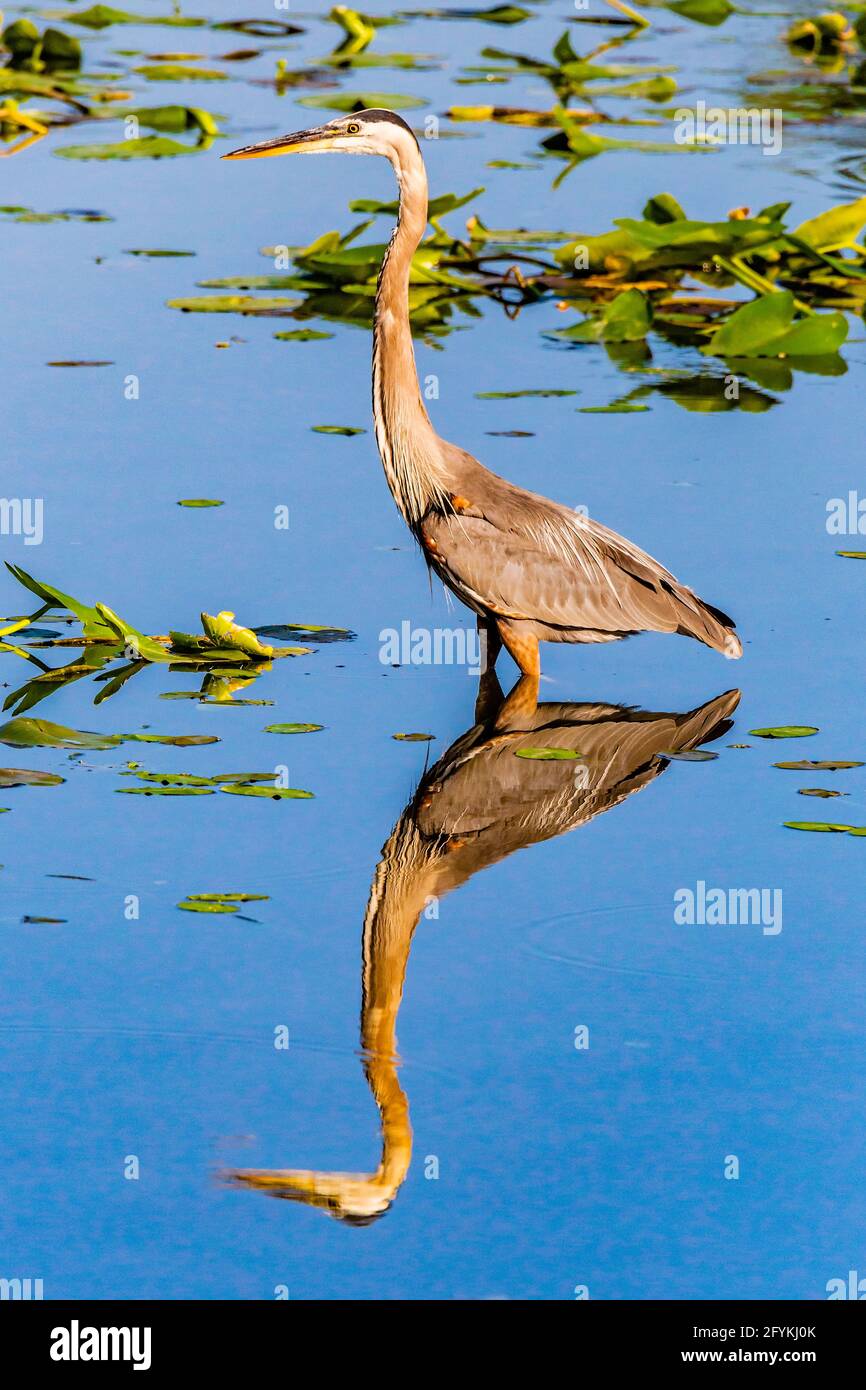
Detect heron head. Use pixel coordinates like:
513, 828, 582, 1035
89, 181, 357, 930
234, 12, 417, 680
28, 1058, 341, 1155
221, 108, 420, 164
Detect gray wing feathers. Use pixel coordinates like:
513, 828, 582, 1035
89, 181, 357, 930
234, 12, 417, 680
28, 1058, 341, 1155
423, 473, 741, 656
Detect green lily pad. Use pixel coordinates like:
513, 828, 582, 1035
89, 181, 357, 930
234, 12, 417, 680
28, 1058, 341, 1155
514, 747, 582, 759
135, 65, 226, 81
836, 551, 866, 560
548, 289, 651, 346
708, 292, 847, 360
311, 424, 366, 435
392, 732, 435, 742
783, 822, 856, 833
56, 137, 211, 160
219, 784, 314, 799
178, 898, 238, 913
475, 389, 577, 399
211, 773, 279, 784
798, 788, 846, 798
264, 723, 324, 734
168, 296, 299, 314
131, 772, 214, 786
0, 768, 65, 788
124, 733, 220, 746
60, 6, 206, 29
773, 760, 863, 770
0, 718, 120, 750
659, 749, 718, 761
187, 892, 268, 902
273, 329, 334, 341
750, 726, 819, 738
178, 498, 224, 507
667, 0, 733, 25
297, 92, 426, 112
111, 104, 219, 136
118, 785, 214, 795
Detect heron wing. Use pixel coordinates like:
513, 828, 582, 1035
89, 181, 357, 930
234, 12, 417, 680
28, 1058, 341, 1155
421, 509, 685, 636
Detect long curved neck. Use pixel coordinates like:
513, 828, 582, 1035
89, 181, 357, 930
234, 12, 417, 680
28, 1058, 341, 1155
373, 139, 450, 525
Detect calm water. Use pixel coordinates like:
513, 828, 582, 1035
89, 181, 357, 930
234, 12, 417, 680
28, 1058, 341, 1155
1, 1, 865, 1299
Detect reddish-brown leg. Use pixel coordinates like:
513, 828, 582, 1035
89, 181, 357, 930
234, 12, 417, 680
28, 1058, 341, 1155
496, 620, 540, 679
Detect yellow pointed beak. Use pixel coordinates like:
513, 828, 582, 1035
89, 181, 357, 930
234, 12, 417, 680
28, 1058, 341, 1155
221, 126, 337, 160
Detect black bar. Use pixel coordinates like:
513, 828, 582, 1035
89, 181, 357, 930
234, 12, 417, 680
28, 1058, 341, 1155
4, 1298, 860, 1374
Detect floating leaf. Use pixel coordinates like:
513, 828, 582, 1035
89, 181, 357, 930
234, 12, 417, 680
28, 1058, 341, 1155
475, 389, 577, 399
0, 768, 64, 788
273, 329, 334, 341
708, 292, 847, 360
124, 733, 219, 746
774, 760, 862, 771
264, 723, 324, 734
135, 65, 226, 81
659, 749, 719, 761
798, 788, 846, 798
178, 898, 237, 913
178, 498, 224, 508
118, 785, 214, 796
168, 295, 299, 315
0, 717, 120, 750
60, 6, 207, 29
750, 726, 819, 738
549, 289, 651, 345
131, 771, 214, 786
254, 623, 354, 643
836, 551, 866, 560
219, 784, 314, 799
211, 773, 280, 784
311, 424, 366, 435
187, 892, 268, 902
297, 92, 426, 111
113, 104, 219, 135
667, 0, 732, 25
56, 137, 213, 160
514, 746, 581, 759
784, 822, 857, 833
392, 732, 434, 742
793, 196, 866, 252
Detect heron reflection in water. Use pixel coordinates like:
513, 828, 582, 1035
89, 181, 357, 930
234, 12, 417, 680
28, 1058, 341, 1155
224, 676, 739, 1223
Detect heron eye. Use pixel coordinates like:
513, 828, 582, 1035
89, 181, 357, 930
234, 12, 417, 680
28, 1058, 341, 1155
346, 122, 361, 135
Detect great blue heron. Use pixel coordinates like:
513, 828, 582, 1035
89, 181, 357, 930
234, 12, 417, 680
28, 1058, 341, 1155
224, 111, 742, 682
224, 678, 739, 1221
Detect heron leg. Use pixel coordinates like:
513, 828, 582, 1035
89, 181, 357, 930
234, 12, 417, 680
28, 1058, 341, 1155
496, 619, 540, 680
477, 615, 501, 673
474, 616, 504, 722
493, 674, 539, 730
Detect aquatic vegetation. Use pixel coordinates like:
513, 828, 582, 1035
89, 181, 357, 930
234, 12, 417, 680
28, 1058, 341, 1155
0, 767, 65, 788
514, 746, 582, 759
264, 723, 325, 734
0, 565, 348, 713
219, 784, 314, 799
182, 180, 866, 384
773, 759, 863, 770
749, 726, 820, 738
784, 821, 865, 833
